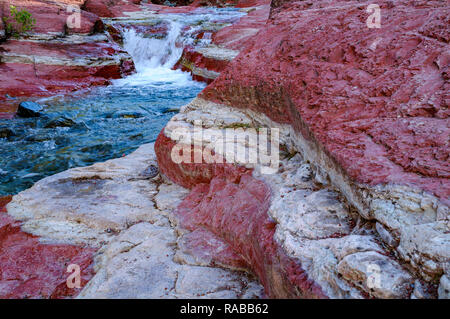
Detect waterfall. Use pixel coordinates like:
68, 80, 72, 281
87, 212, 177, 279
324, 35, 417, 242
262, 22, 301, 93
115, 21, 202, 88
122, 21, 184, 71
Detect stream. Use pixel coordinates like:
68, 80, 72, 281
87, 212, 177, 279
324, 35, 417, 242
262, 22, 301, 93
0, 7, 245, 196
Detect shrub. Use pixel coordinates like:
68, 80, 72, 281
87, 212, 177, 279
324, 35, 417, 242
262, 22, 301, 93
2, 5, 36, 38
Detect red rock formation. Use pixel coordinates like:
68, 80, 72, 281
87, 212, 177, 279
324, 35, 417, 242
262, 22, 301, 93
0, 196, 96, 299
173, 1, 270, 82
155, 130, 327, 298
201, 0, 450, 204
155, 0, 449, 298
82, 0, 142, 18
0, 0, 136, 115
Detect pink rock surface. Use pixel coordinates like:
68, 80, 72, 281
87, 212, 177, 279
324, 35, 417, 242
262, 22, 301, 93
201, 0, 450, 203
83, 0, 142, 18
212, 2, 270, 50
2, 0, 102, 34
0, 62, 125, 104
0, 0, 135, 109
0, 196, 96, 299
155, 130, 327, 298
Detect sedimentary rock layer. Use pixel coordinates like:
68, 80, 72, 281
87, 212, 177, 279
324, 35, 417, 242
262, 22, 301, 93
0, 196, 96, 298
4, 144, 264, 298
155, 97, 430, 298
187, 0, 449, 291
0, 0, 136, 114
174, 2, 270, 82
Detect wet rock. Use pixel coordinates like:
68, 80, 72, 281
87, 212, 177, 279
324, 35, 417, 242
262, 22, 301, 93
161, 107, 179, 114
80, 143, 113, 156
70, 121, 90, 132
44, 116, 76, 128
25, 132, 52, 142
129, 133, 143, 140
140, 165, 159, 179
17, 102, 44, 118
5, 144, 263, 298
0, 128, 15, 139
111, 110, 145, 119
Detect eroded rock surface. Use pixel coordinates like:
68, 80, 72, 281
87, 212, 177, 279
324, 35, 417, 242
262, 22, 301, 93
174, 1, 270, 82
154, 98, 435, 298
0, 0, 136, 114
0, 196, 96, 299
5, 143, 264, 298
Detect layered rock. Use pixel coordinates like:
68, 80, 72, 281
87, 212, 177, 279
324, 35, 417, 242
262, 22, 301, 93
196, 0, 449, 283
174, 1, 270, 82
155, 97, 425, 298
0, 196, 96, 298
0, 0, 136, 115
154, 0, 449, 298
0, 0, 447, 300
4, 143, 264, 298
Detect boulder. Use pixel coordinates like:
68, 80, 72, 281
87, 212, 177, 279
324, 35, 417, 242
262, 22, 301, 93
17, 101, 44, 118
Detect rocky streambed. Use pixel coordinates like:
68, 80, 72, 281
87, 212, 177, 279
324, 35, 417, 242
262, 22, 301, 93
0, 0, 449, 299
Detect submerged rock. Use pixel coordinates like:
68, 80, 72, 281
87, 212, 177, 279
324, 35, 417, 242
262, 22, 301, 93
81, 143, 113, 155
17, 102, 44, 118
25, 132, 52, 142
111, 110, 146, 119
140, 164, 159, 179
44, 116, 76, 128
0, 128, 15, 139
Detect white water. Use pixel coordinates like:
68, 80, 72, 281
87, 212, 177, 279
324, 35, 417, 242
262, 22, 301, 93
112, 8, 246, 89
114, 21, 203, 89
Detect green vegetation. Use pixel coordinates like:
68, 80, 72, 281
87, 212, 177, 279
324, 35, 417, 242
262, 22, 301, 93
3, 5, 36, 38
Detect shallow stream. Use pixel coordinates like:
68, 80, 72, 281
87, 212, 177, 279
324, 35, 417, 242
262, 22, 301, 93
0, 7, 245, 195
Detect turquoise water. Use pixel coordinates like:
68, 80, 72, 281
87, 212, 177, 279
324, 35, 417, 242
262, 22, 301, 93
0, 72, 204, 196
0, 8, 245, 196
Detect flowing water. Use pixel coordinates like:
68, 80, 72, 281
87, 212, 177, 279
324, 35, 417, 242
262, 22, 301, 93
0, 7, 245, 196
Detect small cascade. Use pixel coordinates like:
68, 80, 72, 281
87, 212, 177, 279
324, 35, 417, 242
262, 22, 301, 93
122, 21, 184, 71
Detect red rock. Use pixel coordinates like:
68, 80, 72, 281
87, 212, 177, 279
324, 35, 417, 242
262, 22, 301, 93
0, 0, 136, 105
4, 0, 103, 35
201, 0, 450, 204
212, 2, 270, 50
0, 62, 124, 103
174, 45, 230, 82
82, 0, 142, 18
155, 130, 327, 298
173, 2, 270, 83
0, 39, 125, 60
0, 196, 96, 299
